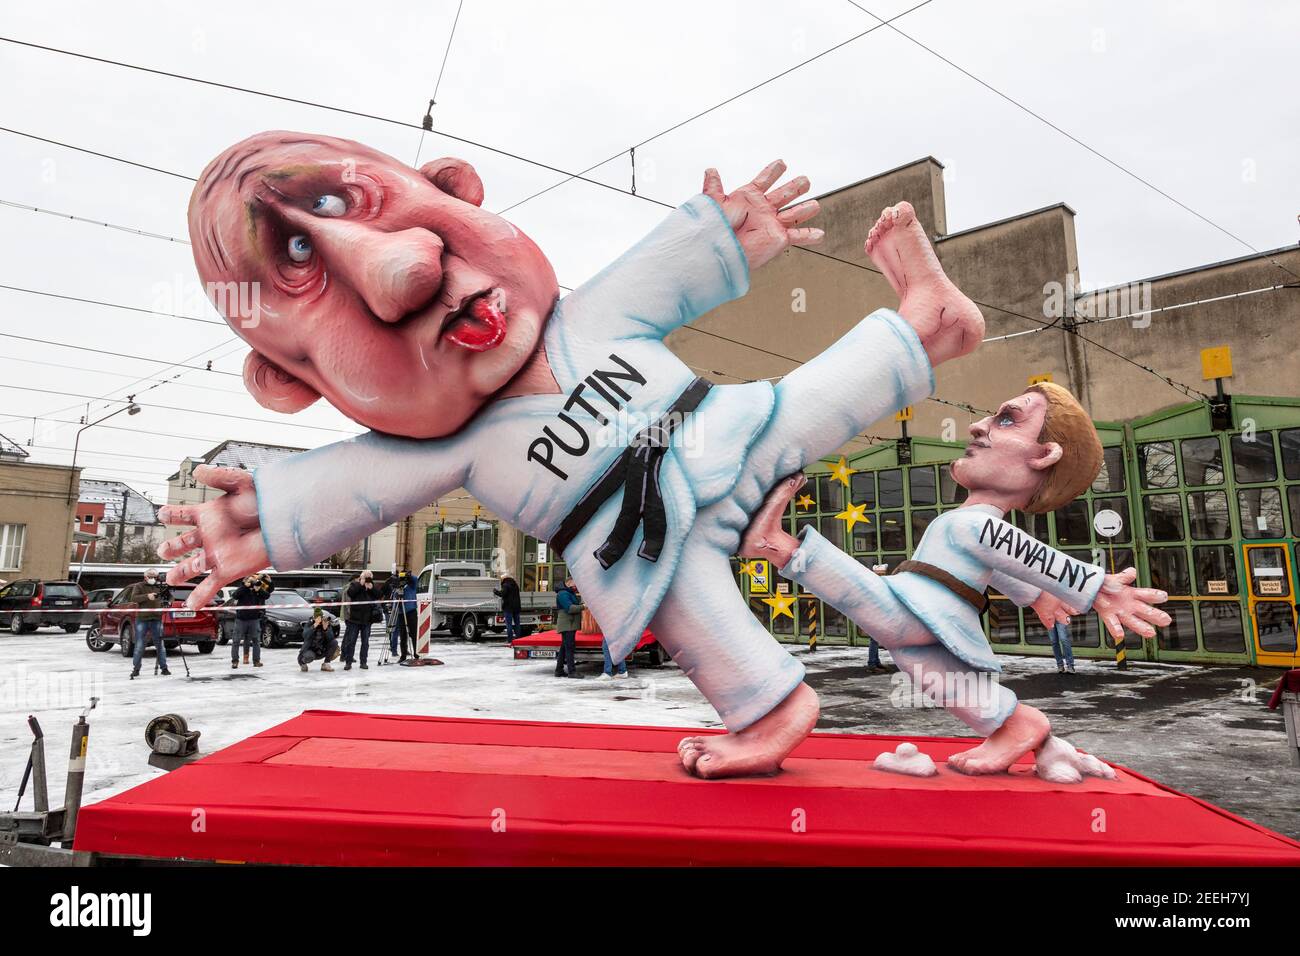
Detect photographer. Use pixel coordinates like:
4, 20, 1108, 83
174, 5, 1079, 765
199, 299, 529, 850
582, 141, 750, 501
120, 568, 171, 679
230, 574, 266, 669
342, 570, 376, 670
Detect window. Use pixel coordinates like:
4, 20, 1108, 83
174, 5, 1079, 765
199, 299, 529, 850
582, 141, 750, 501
1092, 497, 1131, 543
910, 510, 936, 545
851, 525, 877, 553
817, 474, 844, 513
1231, 432, 1276, 484
818, 515, 844, 550
1193, 545, 1238, 596
877, 469, 904, 509
1092, 446, 1126, 493
1199, 602, 1246, 653
849, 472, 875, 510
1014, 510, 1051, 544
938, 464, 968, 504
1290, 486, 1300, 538
909, 467, 937, 506
1053, 499, 1091, 546
1156, 601, 1197, 651
1186, 491, 1230, 540
879, 512, 906, 551
1139, 441, 1178, 489
1281, 428, 1300, 481
987, 599, 1021, 644
1180, 436, 1224, 486
1142, 494, 1184, 541
1148, 548, 1190, 595
0, 523, 25, 571
1238, 488, 1285, 539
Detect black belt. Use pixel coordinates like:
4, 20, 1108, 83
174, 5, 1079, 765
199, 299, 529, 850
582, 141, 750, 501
550, 378, 712, 568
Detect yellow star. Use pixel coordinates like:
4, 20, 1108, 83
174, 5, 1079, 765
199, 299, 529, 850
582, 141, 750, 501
762, 591, 797, 621
836, 501, 871, 533
738, 560, 760, 577
829, 456, 857, 487
795, 493, 816, 511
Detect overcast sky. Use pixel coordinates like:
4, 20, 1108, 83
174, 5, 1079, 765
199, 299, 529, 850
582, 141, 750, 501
1, 0, 1296, 499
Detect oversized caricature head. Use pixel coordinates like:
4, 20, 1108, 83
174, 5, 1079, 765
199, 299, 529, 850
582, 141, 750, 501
188, 131, 559, 438
950, 382, 1102, 513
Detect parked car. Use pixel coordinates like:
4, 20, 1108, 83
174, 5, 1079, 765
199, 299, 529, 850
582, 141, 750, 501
0, 580, 87, 634
297, 586, 344, 611
218, 589, 339, 649
87, 583, 219, 655
81, 587, 121, 628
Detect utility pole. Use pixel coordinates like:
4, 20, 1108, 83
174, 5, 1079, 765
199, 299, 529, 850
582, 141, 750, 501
116, 489, 128, 561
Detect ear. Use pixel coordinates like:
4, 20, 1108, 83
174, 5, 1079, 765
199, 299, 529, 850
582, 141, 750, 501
242, 351, 321, 413
419, 157, 484, 206
1028, 441, 1064, 472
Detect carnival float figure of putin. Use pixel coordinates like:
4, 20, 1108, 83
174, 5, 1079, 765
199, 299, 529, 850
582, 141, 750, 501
736, 375, 1172, 782
161, 130, 1161, 781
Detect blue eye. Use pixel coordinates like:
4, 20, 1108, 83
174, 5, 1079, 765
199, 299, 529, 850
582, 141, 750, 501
311, 194, 346, 217
287, 235, 313, 262
998, 414, 1014, 427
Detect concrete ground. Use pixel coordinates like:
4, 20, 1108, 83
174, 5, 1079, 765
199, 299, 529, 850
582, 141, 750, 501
1, 626, 1295, 842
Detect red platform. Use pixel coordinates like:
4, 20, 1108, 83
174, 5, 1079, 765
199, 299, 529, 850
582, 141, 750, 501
75, 711, 1300, 866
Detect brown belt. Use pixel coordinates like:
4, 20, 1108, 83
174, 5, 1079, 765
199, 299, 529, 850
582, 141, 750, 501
891, 560, 988, 614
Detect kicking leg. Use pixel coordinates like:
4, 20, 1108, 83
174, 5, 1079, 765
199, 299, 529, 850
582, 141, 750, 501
865, 201, 984, 366
654, 506, 815, 779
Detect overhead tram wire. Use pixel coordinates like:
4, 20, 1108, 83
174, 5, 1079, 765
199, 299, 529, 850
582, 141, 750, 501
413, 0, 465, 168
841, 1, 1300, 287
0, 382, 361, 437
493, 0, 936, 216
0, 37, 1217, 409
2, 120, 1211, 408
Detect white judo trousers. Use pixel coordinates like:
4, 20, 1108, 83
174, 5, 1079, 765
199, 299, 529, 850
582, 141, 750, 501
649, 309, 933, 731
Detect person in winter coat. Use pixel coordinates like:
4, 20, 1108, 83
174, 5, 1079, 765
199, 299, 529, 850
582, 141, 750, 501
394, 571, 420, 662
120, 567, 171, 679
554, 575, 583, 679
342, 569, 375, 670
299, 607, 340, 672
494, 573, 523, 642
230, 574, 270, 668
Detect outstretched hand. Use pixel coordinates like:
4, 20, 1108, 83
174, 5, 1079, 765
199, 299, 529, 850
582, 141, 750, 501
1091, 567, 1171, 642
156, 464, 269, 611
703, 160, 823, 271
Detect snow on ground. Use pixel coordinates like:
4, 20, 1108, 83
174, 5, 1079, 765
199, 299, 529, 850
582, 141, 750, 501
0, 627, 722, 809
2, 627, 1296, 840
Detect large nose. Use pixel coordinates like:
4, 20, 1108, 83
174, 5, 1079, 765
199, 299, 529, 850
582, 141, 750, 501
969, 415, 992, 440
294, 214, 447, 323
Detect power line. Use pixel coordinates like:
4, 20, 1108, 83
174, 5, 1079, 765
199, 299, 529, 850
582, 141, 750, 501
0, 282, 225, 327
413, 0, 466, 168
495, 0, 935, 216
0, 382, 360, 435
0, 329, 240, 376
0, 197, 189, 244
841, 1, 1300, 287
0, 125, 195, 181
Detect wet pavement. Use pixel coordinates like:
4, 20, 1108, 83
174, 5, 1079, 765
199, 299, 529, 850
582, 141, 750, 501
806, 648, 1299, 839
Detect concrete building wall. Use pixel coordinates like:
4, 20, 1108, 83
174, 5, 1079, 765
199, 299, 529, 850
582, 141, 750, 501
0, 461, 80, 581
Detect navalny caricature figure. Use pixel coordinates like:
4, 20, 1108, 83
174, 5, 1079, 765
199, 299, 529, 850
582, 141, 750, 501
161, 131, 985, 779
737, 376, 1173, 782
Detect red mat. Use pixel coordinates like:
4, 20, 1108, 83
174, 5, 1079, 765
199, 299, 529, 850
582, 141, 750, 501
74, 711, 1300, 866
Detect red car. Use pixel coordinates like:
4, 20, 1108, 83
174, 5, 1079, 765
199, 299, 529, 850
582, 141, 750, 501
88, 583, 219, 656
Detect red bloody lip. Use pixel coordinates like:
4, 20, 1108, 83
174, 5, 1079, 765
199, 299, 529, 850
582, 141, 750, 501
442, 289, 507, 352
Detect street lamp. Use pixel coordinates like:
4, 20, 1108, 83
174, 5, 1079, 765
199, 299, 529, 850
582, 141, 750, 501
66, 397, 142, 504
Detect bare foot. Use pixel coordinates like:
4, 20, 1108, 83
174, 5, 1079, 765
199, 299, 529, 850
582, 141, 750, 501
864, 201, 984, 366
947, 703, 1050, 775
678, 681, 819, 779
738, 473, 806, 566
1033, 735, 1116, 784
